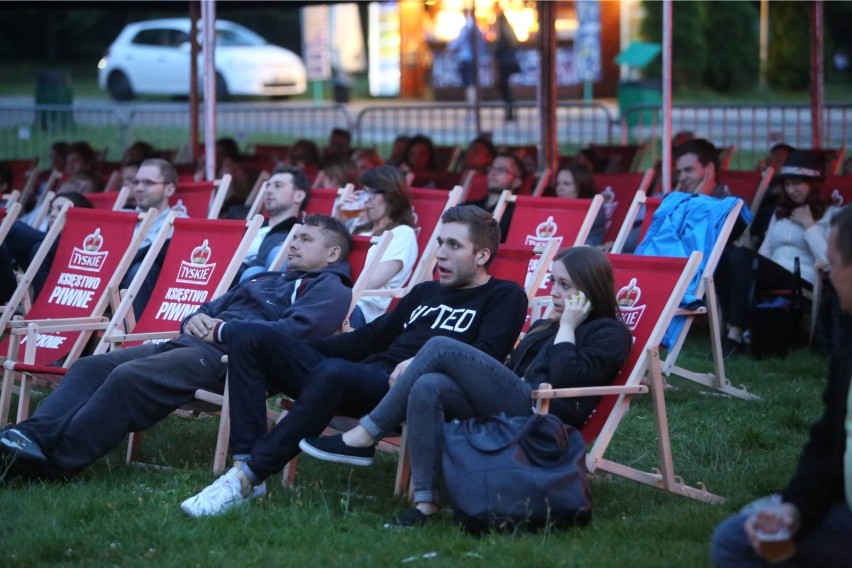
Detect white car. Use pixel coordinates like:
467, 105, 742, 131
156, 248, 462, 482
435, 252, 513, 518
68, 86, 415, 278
98, 18, 307, 100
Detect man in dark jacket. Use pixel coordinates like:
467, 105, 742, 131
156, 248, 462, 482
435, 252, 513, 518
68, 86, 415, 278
233, 165, 310, 284
711, 204, 852, 567
0, 215, 354, 480
181, 205, 529, 517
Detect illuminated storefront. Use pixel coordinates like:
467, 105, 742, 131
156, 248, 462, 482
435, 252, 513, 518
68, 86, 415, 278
368, 1, 621, 100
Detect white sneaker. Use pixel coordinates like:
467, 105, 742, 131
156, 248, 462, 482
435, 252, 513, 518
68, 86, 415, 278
181, 467, 255, 517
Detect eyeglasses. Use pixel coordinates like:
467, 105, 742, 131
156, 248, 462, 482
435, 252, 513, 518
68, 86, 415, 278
487, 166, 514, 176
132, 179, 166, 189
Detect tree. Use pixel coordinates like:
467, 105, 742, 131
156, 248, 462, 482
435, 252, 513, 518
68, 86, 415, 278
702, 1, 759, 92
767, 1, 810, 91
641, 0, 707, 87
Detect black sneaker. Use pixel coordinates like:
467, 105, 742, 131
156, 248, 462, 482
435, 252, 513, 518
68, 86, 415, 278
720, 337, 743, 360
383, 508, 430, 529
0, 429, 46, 462
299, 434, 375, 466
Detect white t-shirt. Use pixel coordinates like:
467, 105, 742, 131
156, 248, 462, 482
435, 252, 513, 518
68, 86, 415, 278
358, 224, 418, 323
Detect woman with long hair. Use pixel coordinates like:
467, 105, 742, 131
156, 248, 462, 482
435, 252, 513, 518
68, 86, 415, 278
553, 163, 606, 247
347, 166, 419, 324
300, 246, 632, 526
716, 150, 839, 358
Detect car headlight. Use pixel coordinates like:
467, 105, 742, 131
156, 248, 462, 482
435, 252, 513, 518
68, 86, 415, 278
97, 57, 108, 70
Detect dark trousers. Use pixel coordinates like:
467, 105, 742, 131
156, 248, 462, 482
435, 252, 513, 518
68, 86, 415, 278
226, 326, 391, 481
16, 340, 227, 476
716, 246, 811, 330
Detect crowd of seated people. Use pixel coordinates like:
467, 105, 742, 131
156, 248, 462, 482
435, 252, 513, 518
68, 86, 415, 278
1, 130, 849, 552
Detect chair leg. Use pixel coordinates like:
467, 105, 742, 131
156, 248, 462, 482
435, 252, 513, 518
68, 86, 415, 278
126, 431, 142, 465
393, 424, 410, 498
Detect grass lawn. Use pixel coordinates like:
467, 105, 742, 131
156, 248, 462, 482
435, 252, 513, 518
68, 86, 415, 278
0, 328, 828, 567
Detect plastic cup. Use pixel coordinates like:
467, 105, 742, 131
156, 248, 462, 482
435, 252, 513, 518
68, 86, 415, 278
753, 506, 796, 564
339, 190, 368, 220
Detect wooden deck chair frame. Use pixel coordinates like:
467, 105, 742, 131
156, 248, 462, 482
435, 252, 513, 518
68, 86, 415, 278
0, 205, 156, 424
17, 161, 41, 207
493, 191, 604, 248
200, 230, 394, 474
108, 214, 264, 469
174, 173, 231, 219
595, 168, 656, 246
657, 199, 757, 400
610, 191, 664, 254
243, 170, 271, 215
529, 167, 554, 197
531, 251, 724, 504
0, 201, 23, 245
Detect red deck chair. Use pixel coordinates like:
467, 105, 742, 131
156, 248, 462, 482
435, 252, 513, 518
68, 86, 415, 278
173, 174, 231, 218
304, 186, 346, 216
723, 167, 774, 217
461, 170, 488, 202
596, 169, 656, 245
493, 192, 603, 249
98, 214, 264, 471
617, 193, 752, 399
1, 158, 39, 192
825, 175, 852, 207
84, 187, 130, 211
610, 192, 663, 254
531, 251, 723, 503
410, 170, 463, 190
433, 145, 461, 171
588, 143, 647, 173
0, 206, 156, 424
251, 143, 289, 163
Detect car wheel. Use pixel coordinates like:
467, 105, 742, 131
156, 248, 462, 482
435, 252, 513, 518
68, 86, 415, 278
107, 70, 134, 101
215, 72, 230, 101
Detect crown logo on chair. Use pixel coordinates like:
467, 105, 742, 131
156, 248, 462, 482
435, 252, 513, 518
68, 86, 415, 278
191, 240, 211, 265
616, 278, 641, 307
83, 229, 103, 252
832, 189, 844, 207
535, 216, 558, 239
602, 186, 615, 202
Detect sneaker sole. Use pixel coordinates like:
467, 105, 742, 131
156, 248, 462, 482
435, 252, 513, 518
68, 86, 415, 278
298, 439, 374, 466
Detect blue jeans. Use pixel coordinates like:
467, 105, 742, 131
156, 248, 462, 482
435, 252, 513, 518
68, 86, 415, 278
225, 326, 391, 481
711, 500, 852, 567
360, 336, 532, 504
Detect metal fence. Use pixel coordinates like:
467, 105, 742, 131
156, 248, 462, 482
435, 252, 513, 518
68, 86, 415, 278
3, 101, 851, 172
353, 101, 615, 151
622, 103, 852, 170
0, 103, 354, 163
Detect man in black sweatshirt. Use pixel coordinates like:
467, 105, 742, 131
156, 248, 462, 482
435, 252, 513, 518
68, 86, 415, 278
0, 215, 354, 480
181, 205, 529, 517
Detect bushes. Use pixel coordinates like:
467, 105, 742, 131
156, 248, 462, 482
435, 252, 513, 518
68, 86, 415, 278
640, 0, 760, 93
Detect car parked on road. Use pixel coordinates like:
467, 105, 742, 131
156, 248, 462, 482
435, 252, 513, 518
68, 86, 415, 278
98, 18, 307, 101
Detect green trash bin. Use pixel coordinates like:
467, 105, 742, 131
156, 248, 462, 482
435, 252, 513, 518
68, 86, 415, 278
614, 42, 661, 137
35, 69, 73, 131
617, 79, 661, 130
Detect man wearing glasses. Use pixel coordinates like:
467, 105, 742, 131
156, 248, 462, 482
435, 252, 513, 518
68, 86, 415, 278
122, 158, 190, 316
463, 152, 525, 241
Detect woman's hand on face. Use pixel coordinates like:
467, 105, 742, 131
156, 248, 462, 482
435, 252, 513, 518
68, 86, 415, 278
559, 291, 592, 331
789, 205, 815, 229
